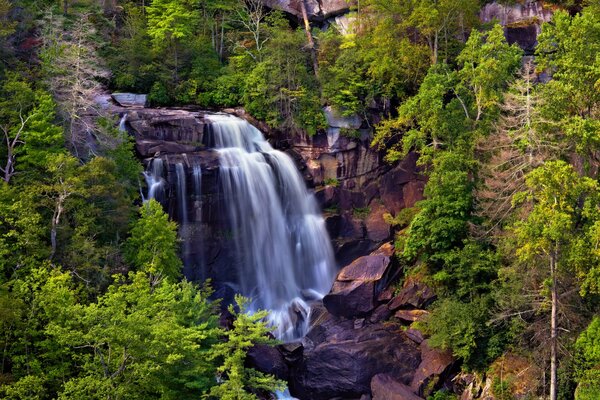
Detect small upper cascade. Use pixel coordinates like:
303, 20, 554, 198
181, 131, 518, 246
118, 113, 127, 133
205, 114, 336, 341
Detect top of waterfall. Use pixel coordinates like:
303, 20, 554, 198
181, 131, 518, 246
205, 114, 272, 153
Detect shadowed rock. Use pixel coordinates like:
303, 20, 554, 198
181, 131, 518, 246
371, 374, 424, 400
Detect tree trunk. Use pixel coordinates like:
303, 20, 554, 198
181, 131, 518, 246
550, 248, 558, 400
299, 0, 319, 76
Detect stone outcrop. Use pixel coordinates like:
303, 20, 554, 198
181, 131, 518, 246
323, 243, 395, 318
279, 243, 455, 399
480, 1, 555, 54
123, 103, 425, 269
111, 92, 147, 107
263, 0, 354, 21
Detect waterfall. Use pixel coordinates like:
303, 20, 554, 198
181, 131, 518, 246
143, 158, 165, 203
118, 113, 127, 132
192, 163, 202, 198
207, 114, 336, 341
175, 163, 188, 224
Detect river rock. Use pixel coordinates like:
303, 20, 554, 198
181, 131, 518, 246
371, 374, 424, 400
323, 243, 395, 318
111, 92, 147, 107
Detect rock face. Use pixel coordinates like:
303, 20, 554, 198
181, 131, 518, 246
480, 1, 555, 54
111, 92, 147, 107
263, 0, 354, 21
283, 244, 455, 400
323, 243, 395, 318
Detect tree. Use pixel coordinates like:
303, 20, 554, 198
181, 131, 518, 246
124, 199, 182, 283
0, 74, 63, 183
536, 6, 600, 164
574, 317, 600, 399
476, 62, 560, 230
146, 0, 199, 81
511, 161, 599, 400
207, 295, 285, 400
372, 24, 522, 164
38, 10, 110, 158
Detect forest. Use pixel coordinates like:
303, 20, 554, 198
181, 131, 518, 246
0, 0, 599, 399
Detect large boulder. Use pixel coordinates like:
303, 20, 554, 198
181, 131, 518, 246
246, 344, 289, 381
290, 322, 421, 399
323, 243, 395, 318
111, 92, 147, 107
371, 374, 424, 400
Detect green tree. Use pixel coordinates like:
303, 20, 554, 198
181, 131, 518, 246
536, 6, 600, 163
125, 199, 182, 282
208, 295, 285, 400
574, 317, 600, 399
511, 161, 599, 400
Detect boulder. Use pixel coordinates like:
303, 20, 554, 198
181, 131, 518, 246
290, 322, 421, 399
246, 344, 289, 380
323, 243, 395, 318
410, 341, 455, 397
111, 92, 147, 107
388, 276, 436, 311
371, 374, 424, 400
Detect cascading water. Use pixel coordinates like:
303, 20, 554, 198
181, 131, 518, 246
207, 114, 336, 341
143, 158, 166, 203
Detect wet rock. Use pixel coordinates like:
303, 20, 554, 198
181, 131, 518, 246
323, 243, 395, 318
388, 277, 436, 311
410, 342, 455, 397
135, 139, 201, 157
290, 322, 421, 400
111, 92, 147, 107
371, 374, 424, 400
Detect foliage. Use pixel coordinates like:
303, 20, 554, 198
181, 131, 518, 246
207, 295, 285, 399
574, 317, 600, 399
124, 199, 182, 282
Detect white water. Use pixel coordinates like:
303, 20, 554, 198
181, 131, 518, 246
207, 114, 336, 341
143, 158, 166, 203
